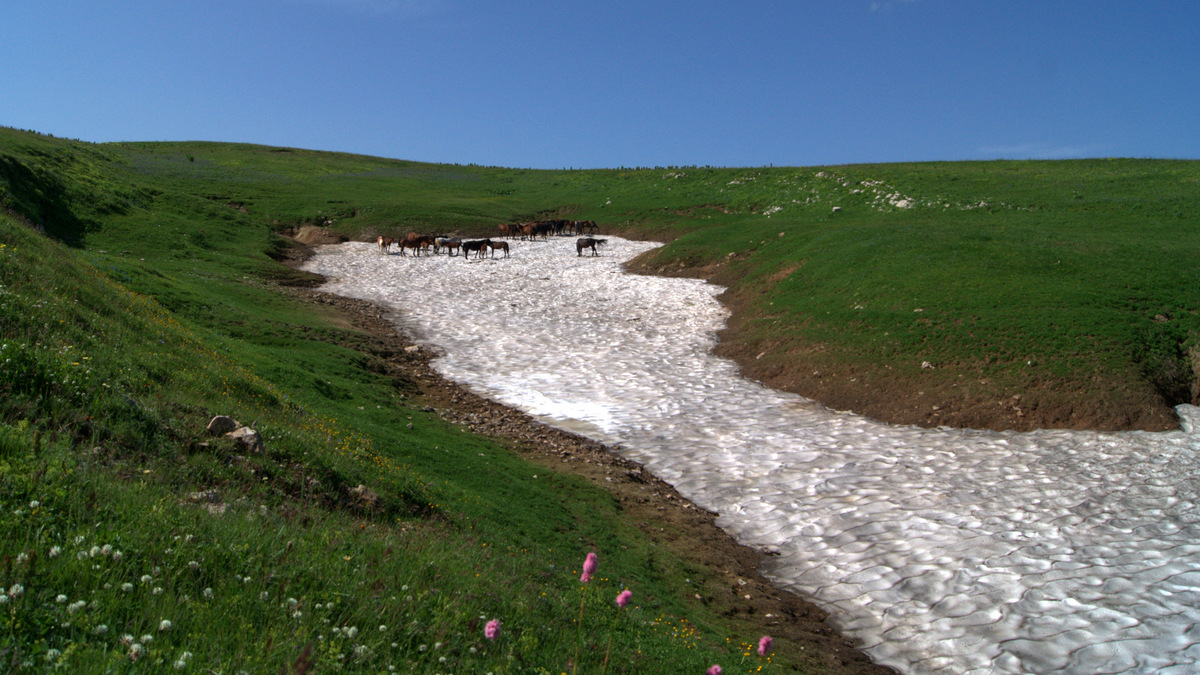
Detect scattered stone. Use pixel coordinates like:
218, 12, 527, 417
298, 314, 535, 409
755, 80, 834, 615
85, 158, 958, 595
226, 427, 264, 453
350, 484, 381, 512
206, 415, 237, 436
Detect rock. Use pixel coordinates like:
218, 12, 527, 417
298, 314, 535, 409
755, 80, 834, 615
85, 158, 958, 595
206, 415, 238, 436
226, 426, 264, 453
350, 484, 381, 512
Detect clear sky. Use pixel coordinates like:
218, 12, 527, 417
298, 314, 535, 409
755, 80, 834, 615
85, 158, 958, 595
4, 1, 1197, 169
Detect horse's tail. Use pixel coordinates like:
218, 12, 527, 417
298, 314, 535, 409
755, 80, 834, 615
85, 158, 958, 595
596, 239, 608, 246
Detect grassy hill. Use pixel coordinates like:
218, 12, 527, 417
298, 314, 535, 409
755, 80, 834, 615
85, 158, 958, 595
2, 126, 1198, 672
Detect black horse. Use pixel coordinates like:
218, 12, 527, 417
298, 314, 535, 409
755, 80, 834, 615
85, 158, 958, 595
461, 239, 491, 260
576, 238, 607, 256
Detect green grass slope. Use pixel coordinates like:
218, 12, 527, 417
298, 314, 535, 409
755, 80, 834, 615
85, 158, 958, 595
0, 130, 825, 672
2, 125, 1199, 670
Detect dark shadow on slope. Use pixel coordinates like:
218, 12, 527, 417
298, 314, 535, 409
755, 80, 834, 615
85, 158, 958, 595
0, 154, 93, 247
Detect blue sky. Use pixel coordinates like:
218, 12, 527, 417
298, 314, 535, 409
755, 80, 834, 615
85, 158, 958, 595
4, 1, 1197, 169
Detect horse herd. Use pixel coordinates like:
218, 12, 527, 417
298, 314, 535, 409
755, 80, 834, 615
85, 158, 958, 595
375, 220, 607, 260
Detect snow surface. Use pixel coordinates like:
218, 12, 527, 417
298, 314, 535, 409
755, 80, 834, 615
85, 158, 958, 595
303, 237, 1200, 675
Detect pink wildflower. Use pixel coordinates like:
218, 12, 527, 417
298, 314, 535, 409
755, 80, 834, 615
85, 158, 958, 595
758, 634, 774, 657
580, 552, 598, 583
485, 619, 500, 640
707, 666, 722, 675
616, 589, 632, 608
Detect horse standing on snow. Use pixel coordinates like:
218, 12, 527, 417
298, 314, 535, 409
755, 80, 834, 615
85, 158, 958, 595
576, 238, 607, 256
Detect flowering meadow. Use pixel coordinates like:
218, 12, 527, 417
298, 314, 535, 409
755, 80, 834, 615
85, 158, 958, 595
0, 131, 807, 672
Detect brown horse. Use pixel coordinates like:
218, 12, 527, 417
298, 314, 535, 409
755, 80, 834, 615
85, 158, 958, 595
435, 237, 462, 256
487, 240, 510, 258
576, 238, 607, 256
377, 236, 395, 254
399, 234, 435, 257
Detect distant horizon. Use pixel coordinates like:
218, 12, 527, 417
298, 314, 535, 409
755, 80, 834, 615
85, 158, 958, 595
10, 124, 1194, 174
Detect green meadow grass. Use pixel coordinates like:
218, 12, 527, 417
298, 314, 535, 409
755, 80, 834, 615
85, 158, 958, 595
1, 130, 784, 672
3, 126, 1200, 671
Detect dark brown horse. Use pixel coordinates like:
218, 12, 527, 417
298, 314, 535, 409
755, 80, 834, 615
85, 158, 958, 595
576, 238, 607, 256
487, 240, 510, 258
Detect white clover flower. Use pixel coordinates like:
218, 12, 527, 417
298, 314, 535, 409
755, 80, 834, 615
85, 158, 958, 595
8, 584, 24, 597
159, 619, 173, 632
112, 550, 123, 561
141, 634, 154, 643
100, 544, 112, 556
259, 591, 269, 600
418, 644, 427, 652
378, 624, 387, 632
76, 551, 88, 561
286, 597, 297, 607
173, 651, 192, 669
93, 624, 109, 635
203, 588, 213, 599
49, 546, 61, 558
55, 594, 68, 604
89, 546, 101, 558
29, 500, 40, 509
152, 587, 164, 595
73, 535, 85, 545
45, 649, 61, 662
67, 600, 86, 614
121, 583, 133, 592
439, 656, 447, 663
354, 645, 368, 657
16, 552, 29, 564
344, 626, 358, 639
129, 643, 144, 661
140, 575, 152, 584
188, 561, 199, 571
0, 595, 9, 605
434, 642, 442, 650
120, 634, 134, 645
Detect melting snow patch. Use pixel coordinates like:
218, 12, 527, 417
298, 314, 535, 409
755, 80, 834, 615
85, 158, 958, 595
305, 237, 1200, 675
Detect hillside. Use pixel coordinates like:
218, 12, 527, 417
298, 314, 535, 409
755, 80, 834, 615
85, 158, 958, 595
2, 126, 1199, 671
0, 129, 891, 672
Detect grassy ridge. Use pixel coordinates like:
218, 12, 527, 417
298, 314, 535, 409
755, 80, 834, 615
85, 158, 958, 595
2, 126, 1199, 671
